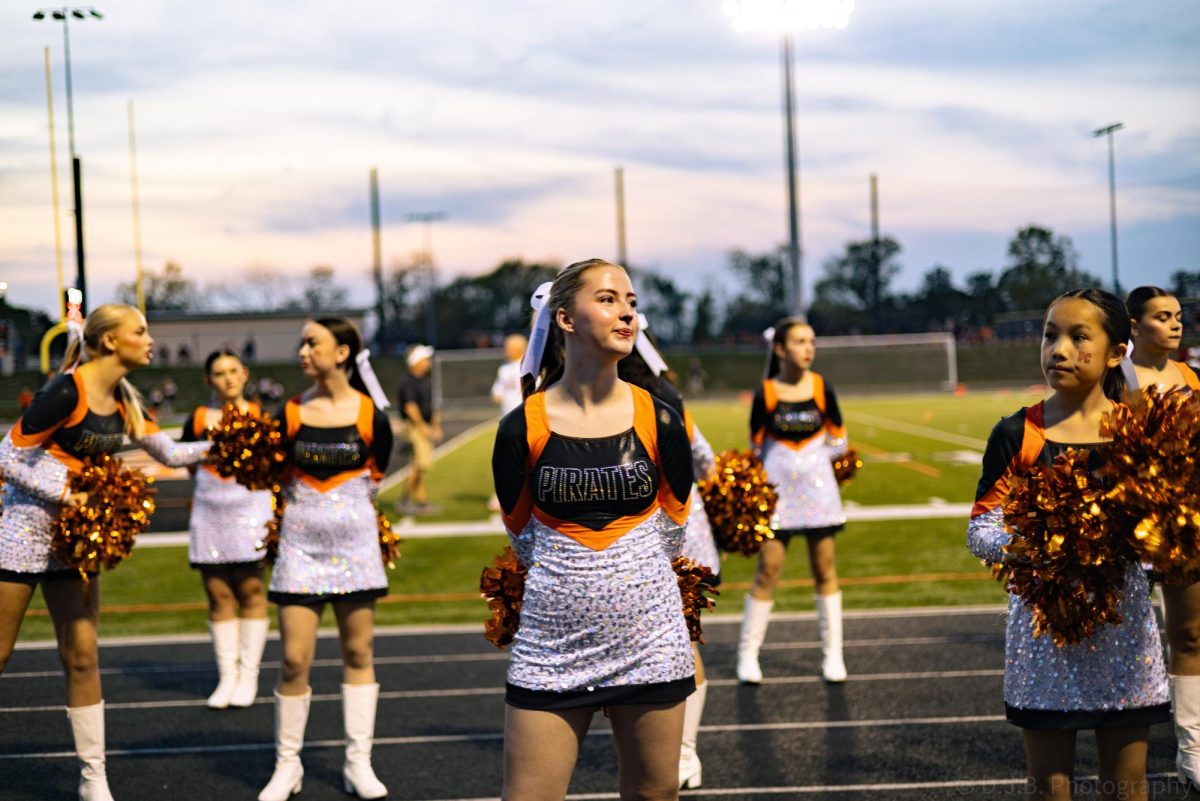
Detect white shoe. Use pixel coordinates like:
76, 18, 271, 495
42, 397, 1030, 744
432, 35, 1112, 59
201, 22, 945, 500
1172, 674, 1200, 786
342, 683, 388, 799
67, 701, 115, 801
206, 619, 240, 709
736, 595, 773, 683
258, 689, 310, 801
679, 682, 706, 788
816, 592, 847, 683
229, 618, 269, 708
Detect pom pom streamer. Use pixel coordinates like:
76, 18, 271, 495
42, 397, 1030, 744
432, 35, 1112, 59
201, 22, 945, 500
1101, 386, 1200, 583
206, 404, 288, 492
257, 486, 285, 565
832, 447, 863, 486
51, 454, 157, 599
378, 512, 401, 569
673, 557, 719, 643
998, 448, 1130, 647
480, 546, 527, 648
699, 449, 778, 556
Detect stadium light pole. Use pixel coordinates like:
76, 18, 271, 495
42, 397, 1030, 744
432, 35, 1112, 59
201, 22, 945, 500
33, 6, 103, 314
1092, 122, 1123, 296
724, 0, 854, 317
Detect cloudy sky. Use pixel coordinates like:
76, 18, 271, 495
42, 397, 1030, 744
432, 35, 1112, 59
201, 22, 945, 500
2, 0, 1197, 318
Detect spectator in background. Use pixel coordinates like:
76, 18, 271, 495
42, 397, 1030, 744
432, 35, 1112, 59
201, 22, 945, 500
486, 334, 526, 512
160, 375, 177, 417
177, 344, 192, 365
242, 336, 256, 365
397, 344, 441, 515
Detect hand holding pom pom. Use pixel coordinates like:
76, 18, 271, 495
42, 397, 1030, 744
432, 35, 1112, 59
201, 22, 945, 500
699, 450, 778, 556
206, 404, 287, 491
673, 558, 719, 643
832, 448, 863, 486
480, 546, 527, 648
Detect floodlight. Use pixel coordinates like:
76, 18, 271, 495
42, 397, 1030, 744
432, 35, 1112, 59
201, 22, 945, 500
32, 11, 45, 19
90, 9, 102, 18
52, 11, 65, 19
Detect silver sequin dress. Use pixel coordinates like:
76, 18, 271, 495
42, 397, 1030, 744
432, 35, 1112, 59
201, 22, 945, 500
968, 404, 1169, 729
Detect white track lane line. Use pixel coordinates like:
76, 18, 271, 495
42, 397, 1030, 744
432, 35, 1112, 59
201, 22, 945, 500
843, 410, 988, 449
3, 633, 1000, 679
0, 669, 1002, 713
0, 713, 1011, 759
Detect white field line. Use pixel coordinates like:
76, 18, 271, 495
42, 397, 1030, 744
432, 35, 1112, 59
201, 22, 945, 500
134, 499, 973, 548
3, 633, 999, 679
0, 712, 1011, 756
844, 410, 988, 449
0, 668, 1002, 713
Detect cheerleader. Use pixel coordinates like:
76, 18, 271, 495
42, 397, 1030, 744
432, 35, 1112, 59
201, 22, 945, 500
618, 320, 718, 790
180, 349, 274, 709
492, 260, 695, 800
257, 317, 393, 801
736, 318, 848, 684
968, 289, 1167, 799
0, 304, 213, 801
1122, 286, 1200, 786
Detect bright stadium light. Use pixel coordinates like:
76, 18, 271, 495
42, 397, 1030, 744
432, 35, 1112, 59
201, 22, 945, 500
723, 0, 855, 33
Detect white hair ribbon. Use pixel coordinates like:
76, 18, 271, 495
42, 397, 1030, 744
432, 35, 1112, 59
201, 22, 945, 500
355, 348, 391, 410
519, 281, 554, 381
761, 326, 776, 378
634, 313, 670, 376
65, 288, 86, 371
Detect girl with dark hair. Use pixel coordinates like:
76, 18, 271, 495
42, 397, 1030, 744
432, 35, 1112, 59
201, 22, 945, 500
737, 317, 849, 685
181, 349, 273, 709
258, 317, 393, 801
968, 289, 1167, 798
492, 259, 696, 799
618, 320, 719, 790
1122, 286, 1200, 786
0, 304, 213, 801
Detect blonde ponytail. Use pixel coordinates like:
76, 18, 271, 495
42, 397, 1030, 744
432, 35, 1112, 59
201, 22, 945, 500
72, 304, 152, 438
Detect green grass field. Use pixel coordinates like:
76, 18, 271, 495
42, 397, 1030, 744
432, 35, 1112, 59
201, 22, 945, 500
19, 389, 1047, 641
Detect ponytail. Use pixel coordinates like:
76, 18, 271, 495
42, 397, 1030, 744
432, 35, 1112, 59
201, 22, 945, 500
118, 378, 149, 439
67, 304, 152, 438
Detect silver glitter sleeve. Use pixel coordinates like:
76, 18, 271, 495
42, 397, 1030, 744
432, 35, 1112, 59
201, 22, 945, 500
134, 431, 213, 467
967, 507, 1009, 564
660, 509, 685, 561
0, 432, 69, 503
825, 432, 848, 459
690, 427, 715, 483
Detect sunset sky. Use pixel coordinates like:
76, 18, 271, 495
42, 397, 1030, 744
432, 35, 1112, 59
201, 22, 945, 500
2, 0, 1197, 318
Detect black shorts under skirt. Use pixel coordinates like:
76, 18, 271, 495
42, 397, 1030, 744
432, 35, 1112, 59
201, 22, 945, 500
506, 676, 695, 711
269, 587, 387, 607
1007, 702, 1171, 730
774, 525, 844, 547
0, 567, 89, 586
190, 560, 264, 571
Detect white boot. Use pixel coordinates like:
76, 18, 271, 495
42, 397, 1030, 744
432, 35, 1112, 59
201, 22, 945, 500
815, 591, 847, 683
258, 689, 311, 801
1172, 674, 1200, 787
679, 682, 706, 789
342, 683, 388, 799
67, 701, 115, 801
737, 595, 773, 683
207, 619, 240, 709
229, 617, 269, 708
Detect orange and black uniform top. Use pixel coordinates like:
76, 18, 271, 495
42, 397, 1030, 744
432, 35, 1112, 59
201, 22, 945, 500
10, 371, 144, 470
1175, 361, 1200, 389
750, 374, 845, 450
181, 402, 264, 477
281, 393, 393, 492
492, 384, 693, 550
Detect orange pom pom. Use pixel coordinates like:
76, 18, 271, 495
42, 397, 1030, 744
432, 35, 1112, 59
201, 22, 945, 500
480, 546, 526, 648
206, 404, 287, 492
673, 557, 719, 643
832, 448, 863, 486
699, 450, 777, 556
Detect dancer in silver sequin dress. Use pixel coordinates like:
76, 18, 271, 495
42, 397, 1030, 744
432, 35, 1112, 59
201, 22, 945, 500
0, 305, 212, 801
492, 260, 696, 799
736, 318, 850, 685
967, 289, 1168, 796
1121, 286, 1200, 787
258, 317, 393, 801
180, 350, 273, 710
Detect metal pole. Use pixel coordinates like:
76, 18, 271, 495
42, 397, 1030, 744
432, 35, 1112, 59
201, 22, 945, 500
1105, 132, 1120, 296
614, 166, 628, 267
72, 155, 86, 314
781, 33, 803, 316
369, 168, 385, 349
44, 46, 66, 321
62, 11, 75, 157
128, 100, 145, 315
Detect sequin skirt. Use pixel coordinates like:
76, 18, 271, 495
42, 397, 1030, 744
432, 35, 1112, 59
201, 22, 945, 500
0, 484, 73, 574
762, 437, 845, 531
268, 476, 387, 597
681, 489, 719, 575
188, 468, 272, 565
1003, 560, 1168, 717
506, 514, 694, 694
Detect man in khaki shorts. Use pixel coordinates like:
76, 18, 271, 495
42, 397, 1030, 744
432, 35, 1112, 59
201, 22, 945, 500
398, 344, 442, 514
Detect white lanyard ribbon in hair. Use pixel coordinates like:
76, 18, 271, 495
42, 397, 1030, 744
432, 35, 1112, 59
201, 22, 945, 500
519, 281, 554, 381
633, 313, 670, 376
355, 349, 391, 410
761, 326, 776, 378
